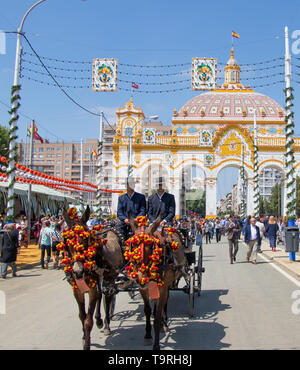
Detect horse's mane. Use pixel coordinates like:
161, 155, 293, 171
174, 228, 185, 246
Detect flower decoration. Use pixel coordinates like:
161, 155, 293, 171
68, 207, 78, 220
59, 223, 107, 290
136, 216, 149, 227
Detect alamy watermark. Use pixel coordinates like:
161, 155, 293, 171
0, 290, 6, 315
0, 31, 6, 55
292, 30, 300, 55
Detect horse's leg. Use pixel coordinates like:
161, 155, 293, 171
162, 288, 169, 333
102, 292, 113, 335
153, 288, 169, 351
82, 287, 99, 350
139, 288, 152, 346
94, 282, 103, 329
73, 289, 86, 348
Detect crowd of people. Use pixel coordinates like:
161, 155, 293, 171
0, 205, 299, 278
185, 214, 295, 264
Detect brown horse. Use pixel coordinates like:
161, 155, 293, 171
62, 206, 103, 350
127, 216, 186, 351
94, 226, 125, 336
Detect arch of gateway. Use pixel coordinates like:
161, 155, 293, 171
110, 48, 300, 218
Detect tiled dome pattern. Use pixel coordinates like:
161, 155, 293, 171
177, 92, 284, 120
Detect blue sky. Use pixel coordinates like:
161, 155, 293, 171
1, 0, 300, 200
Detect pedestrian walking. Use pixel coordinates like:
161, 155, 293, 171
0, 223, 20, 278
244, 217, 262, 264
265, 216, 279, 251
255, 218, 265, 253
51, 223, 62, 269
38, 221, 53, 269
203, 220, 211, 244
226, 215, 240, 264
215, 218, 222, 243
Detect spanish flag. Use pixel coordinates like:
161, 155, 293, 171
232, 31, 240, 39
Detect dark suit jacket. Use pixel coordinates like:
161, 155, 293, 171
147, 192, 175, 223
244, 224, 262, 245
226, 219, 240, 240
117, 192, 146, 222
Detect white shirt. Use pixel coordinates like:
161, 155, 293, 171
156, 192, 165, 200
250, 225, 257, 240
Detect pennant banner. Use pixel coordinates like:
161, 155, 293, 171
92, 58, 118, 91
192, 58, 217, 91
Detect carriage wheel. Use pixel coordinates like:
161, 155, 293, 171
189, 268, 195, 317
197, 244, 203, 296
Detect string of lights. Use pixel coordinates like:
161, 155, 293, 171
22, 51, 284, 68
21, 64, 285, 83
20, 73, 285, 92
21, 57, 285, 76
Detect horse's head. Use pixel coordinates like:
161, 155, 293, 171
123, 216, 168, 287
59, 206, 102, 281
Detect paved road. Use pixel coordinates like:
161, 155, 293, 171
1, 237, 300, 350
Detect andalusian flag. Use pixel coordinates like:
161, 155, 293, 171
232, 31, 240, 39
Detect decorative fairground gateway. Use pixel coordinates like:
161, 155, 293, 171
110, 46, 299, 218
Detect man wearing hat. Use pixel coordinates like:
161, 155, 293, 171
117, 177, 146, 239
147, 177, 175, 226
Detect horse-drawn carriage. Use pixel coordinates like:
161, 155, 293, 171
58, 207, 205, 350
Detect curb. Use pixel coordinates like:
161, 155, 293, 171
259, 241, 300, 281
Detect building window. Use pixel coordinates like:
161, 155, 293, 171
38, 147, 43, 152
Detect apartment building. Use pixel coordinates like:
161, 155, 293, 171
17, 121, 172, 212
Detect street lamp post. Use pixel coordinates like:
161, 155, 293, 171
6, 0, 47, 220
127, 115, 158, 179
275, 173, 282, 218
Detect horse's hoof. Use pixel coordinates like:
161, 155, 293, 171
104, 328, 111, 336
83, 340, 90, 351
144, 338, 153, 346
96, 319, 103, 329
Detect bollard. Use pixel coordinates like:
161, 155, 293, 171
287, 219, 298, 261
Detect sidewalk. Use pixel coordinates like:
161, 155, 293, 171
259, 239, 300, 280
16, 242, 41, 269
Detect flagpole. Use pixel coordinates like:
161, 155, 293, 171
96, 111, 104, 218
27, 119, 34, 244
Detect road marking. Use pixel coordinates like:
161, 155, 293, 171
258, 253, 300, 288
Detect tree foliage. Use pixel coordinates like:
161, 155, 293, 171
262, 176, 300, 217
0, 125, 9, 158
186, 191, 206, 216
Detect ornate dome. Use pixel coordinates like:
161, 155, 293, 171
175, 91, 284, 121
173, 47, 285, 122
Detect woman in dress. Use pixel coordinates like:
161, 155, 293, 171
265, 215, 279, 251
